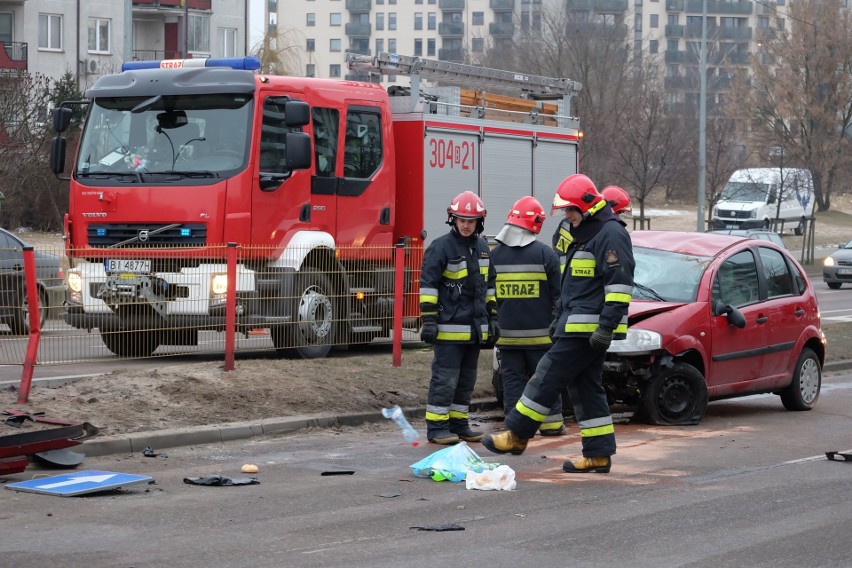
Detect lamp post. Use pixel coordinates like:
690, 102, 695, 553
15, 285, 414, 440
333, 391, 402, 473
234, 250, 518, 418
696, 0, 707, 231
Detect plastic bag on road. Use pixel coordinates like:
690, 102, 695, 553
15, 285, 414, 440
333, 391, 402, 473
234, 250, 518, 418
465, 464, 517, 491
410, 442, 499, 482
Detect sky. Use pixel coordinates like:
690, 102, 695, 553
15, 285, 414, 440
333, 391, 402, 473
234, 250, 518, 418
248, 0, 265, 54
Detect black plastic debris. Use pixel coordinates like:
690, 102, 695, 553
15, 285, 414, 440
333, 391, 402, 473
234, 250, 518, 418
142, 447, 160, 458
33, 448, 86, 468
183, 475, 260, 486
321, 470, 355, 476
410, 524, 465, 532
826, 451, 852, 462
379, 493, 401, 498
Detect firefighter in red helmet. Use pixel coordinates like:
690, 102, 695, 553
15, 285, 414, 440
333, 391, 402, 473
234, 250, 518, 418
483, 174, 635, 474
601, 185, 632, 217
491, 196, 564, 435
419, 191, 498, 445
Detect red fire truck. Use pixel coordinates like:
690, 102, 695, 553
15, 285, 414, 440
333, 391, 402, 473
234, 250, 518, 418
50, 53, 581, 359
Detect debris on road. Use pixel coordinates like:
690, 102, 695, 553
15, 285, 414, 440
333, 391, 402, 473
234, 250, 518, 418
183, 475, 260, 486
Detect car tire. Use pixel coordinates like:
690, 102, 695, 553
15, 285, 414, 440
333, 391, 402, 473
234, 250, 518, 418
779, 348, 821, 411
10, 289, 47, 336
101, 329, 161, 358
272, 267, 336, 359
794, 218, 805, 236
637, 362, 708, 426
827, 282, 842, 290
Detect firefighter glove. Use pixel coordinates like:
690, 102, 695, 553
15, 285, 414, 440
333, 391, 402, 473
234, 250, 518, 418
485, 317, 500, 348
589, 326, 613, 353
421, 317, 438, 344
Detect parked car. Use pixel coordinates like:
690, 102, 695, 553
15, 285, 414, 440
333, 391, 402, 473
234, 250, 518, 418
605, 231, 823, 425
0, 228, 65, 334
823, 240, 852, 289
707, 229, 787, 249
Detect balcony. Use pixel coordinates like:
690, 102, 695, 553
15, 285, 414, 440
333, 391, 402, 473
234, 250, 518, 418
666, 0, 683, 10
685, 0, 752, 13
345, 71, 375, 82
685, 24, 751, 40
346, 0, 371, 12
345, 23, 372, 37
439, 0, 465, 10
346, 47, 371, 56
0, 42, 27, 72
489, 21, 514, 37
664, 49, 685, 63
664, 76, 690, 89
439, 22, 464, 36
132, 49, 185, 61
566, 0, 595, 9
133, 0, 212, 8
594, 0, 628, 12
490, 0, 515, 10
439, 48, 464, 61
665, 24, 684, 37
725, 52, 750, 64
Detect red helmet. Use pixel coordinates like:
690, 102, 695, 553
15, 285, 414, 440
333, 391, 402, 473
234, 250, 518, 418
552, 174, 604, 215
506, 196, 546, 234
601, 185, 632, 215
447, 191, 487, 220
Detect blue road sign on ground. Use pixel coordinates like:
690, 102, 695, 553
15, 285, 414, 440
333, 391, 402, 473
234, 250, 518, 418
5, 470, 153, 497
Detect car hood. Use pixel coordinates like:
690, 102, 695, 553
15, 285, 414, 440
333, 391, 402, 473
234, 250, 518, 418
628, 300, 690, 325
830, 249, 852, 262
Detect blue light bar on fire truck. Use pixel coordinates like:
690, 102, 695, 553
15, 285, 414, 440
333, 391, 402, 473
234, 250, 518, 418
121, 56, 261, 72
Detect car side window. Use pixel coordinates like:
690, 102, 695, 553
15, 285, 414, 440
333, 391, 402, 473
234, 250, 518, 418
712, 250, 760, 307
0, 232, 18, 261
758, 246, 794, 298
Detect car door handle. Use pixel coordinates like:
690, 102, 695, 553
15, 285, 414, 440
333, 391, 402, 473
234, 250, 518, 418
756, 316, 769, 324
795, 308, 805, 317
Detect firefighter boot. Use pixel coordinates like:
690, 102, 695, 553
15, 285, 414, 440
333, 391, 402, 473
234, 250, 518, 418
481, 430, 528, 455
538, 421, 566, 437
449, 418, 484, 443
562, 456, 612, 473
427, 421, 460, 445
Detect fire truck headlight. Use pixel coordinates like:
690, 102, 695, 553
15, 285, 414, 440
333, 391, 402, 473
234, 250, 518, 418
67, 271, 83, 293
211, 274, 228, 296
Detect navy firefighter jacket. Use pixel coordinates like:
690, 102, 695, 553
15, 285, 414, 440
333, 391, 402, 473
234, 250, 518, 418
419, 230, 497, 344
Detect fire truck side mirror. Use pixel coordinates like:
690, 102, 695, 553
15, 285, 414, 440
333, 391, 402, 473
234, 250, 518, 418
50, 136, 67, 176
285, 132, 312, 170
284, 101, 310, 127
53, 107, 73, 133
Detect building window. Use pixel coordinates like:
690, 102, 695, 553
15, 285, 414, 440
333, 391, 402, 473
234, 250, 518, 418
39, 14, 62, 50
307, 38, 315, 51
188, 15, 210, 53
427, 38, 435, 56
330, 13, 342, 26
306, 63, 316, 76
376, 13, 384, 30
667, 39, 678, 51
415, 12, 423, 30
472, 12, 484, 25
307, 13, 316, 26
428, 12, 436, 30
388, 38, 397, 52
650, 39, 658, 53
650, 14, 658, 28
376, 38, 384, 53
472, 37, 484, 51
389, 13, 397, 30
416, 0, 423, 3
88, 17, 111, 53
220, 27, 237, 57
330, 38, 341, 52
414, 38, 423, 55
330, 64, 341, 77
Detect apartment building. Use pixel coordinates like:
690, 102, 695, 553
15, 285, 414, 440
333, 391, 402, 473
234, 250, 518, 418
0, 0, 247, 88
266, 0, 806, 111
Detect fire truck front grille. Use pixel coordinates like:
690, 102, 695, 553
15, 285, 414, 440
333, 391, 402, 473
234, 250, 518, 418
87, 224, 207, 247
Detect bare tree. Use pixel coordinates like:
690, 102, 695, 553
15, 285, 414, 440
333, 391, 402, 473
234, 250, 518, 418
252, 28, 305, 76
702, 117, 748, 227
745, 0, 852, 212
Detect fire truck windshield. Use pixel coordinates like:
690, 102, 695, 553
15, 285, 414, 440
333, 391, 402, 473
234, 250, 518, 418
76, 93, 253, 180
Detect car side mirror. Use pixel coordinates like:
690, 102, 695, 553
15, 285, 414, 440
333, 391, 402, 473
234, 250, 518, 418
713, 299, 747, 328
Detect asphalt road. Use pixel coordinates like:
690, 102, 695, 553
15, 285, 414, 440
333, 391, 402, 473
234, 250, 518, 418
3, 368, 852, 568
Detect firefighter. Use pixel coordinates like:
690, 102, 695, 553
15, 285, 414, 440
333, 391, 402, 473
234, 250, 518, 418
602, 185, 632, 218
491, 196, 564, 435
482, 174, 634, 474
419, 191, 498, 445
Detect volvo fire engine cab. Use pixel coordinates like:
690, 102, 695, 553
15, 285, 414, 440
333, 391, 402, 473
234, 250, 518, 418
50, 53, 582, 359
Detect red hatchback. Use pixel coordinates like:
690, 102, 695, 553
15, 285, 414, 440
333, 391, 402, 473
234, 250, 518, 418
605, 231, 825, 425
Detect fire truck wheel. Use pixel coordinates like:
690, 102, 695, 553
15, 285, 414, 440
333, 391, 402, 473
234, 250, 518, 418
637, 362, 708, 426
101, 329, 161, 358
10, 289, 47, 336
272, 268, 336, 359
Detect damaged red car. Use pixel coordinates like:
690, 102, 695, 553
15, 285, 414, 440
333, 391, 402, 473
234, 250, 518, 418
605, 231, 825, 425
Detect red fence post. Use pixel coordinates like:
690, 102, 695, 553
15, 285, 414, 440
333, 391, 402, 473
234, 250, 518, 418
224, 242, 237, 372
17, 247, 41, 404
393, 242, 405, 367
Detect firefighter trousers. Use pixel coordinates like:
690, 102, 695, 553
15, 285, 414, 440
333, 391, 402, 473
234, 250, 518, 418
505, 336, 615, 457
500, 348, 564, 432
425, 343, 480, 437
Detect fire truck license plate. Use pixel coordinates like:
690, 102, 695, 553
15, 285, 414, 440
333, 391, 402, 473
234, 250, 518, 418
105, 259, 151, 273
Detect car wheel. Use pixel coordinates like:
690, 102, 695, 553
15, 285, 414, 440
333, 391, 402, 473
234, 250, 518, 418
762, 219, 771, 230
827, 282, 842, 290
779, 348, 821, 411
794, 218, 805, 236
272, 267, 336, 359
10, 289, 47, 335
101, 329, 161, 357
638, 362, 708, 425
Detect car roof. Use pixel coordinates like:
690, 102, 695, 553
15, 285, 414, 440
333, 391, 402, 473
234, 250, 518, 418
631, 230, 754, 257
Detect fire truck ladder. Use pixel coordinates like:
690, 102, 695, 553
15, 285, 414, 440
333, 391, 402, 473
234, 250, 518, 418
345, 52, 582, 99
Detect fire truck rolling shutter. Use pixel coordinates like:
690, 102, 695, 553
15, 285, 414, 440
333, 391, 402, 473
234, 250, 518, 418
534, 137, 578, 241
481, 132, 533, 242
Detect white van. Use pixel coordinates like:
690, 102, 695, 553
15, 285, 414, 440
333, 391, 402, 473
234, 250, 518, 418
711, 168, 814, 235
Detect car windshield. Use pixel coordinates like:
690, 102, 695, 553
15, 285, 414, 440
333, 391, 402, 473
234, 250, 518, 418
633, 246, 713, 303
721, 181, 771, 202
843, 241, 852, 250
75, 93, 253, 179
